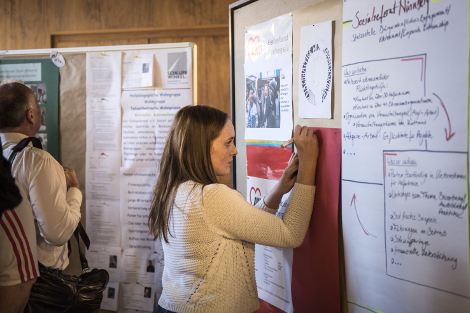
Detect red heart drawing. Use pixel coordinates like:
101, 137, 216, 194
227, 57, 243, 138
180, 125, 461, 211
247, 36, 260, 63
249, 187, 261, 205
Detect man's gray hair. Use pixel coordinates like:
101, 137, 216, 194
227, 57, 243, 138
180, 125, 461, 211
0, 79, 25, 86
0, 81, 35, 129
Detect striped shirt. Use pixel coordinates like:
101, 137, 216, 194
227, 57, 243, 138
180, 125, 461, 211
0, 186, 39, 286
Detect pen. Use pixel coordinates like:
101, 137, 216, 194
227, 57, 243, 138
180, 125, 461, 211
281, 138, 294, 148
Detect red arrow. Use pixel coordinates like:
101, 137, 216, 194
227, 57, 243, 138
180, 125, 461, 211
351, 193, 376, 238
433, 93, 455, 141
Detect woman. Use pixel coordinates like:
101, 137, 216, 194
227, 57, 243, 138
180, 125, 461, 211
149, 105, 318, 313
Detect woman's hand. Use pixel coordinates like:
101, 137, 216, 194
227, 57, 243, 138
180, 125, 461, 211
276, 153, 299, 194
294, 125, 319, 186
263, 153, 298, 210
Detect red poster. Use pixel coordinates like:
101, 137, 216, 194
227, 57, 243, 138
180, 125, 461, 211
252, 128, 342, 313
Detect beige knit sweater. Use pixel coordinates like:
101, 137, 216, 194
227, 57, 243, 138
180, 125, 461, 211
158, 181, 316, 313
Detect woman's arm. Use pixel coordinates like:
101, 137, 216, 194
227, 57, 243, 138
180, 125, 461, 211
202, 125, 319, 248
202, 183, 315, 248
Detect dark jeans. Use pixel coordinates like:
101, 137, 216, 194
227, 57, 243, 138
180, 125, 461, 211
153, 304, 176, 313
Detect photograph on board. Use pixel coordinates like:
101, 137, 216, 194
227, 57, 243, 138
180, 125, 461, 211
245, 71, 280, 129
109, 255, 118, 269
107, 287, 115, 299
40, 107, 46, 131
28, 83, 47, 104
144, 287, 152, 299
244, 55, 292, 141
35, 133, 47, 151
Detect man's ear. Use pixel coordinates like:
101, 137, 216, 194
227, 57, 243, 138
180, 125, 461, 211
25, 108, 35, 124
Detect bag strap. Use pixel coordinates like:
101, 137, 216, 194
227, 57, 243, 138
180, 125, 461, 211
8, 137, 92, 272
73, 222, 91, 272
8, 137, 42, 165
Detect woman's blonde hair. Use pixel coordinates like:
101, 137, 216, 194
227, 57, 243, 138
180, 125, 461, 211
148, 105, 229, 243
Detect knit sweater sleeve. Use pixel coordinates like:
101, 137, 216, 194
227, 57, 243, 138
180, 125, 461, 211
201, 183, 315, 248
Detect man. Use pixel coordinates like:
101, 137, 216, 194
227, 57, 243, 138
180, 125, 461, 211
0, 82, 82, 309
245, 87, 258, 128
265, 79, 277, 128
147, 260, 155, 273
256, 78, 264, 125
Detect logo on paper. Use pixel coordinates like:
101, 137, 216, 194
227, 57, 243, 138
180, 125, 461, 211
167, 52, 188, 79
301, 43, 332, 105
250, 187, 262, 205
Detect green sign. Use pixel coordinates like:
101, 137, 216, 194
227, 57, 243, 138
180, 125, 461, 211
0, 59, 59, 160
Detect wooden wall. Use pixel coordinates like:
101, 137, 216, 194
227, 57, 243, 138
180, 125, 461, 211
0, 0, 234, 185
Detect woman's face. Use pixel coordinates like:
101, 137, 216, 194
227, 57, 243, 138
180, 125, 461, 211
210, 120, 238, 177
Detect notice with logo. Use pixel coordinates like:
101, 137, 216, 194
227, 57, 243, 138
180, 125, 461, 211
341, 0, 469, 312
245, 13, 292, 64
244, 55, 292, 141
122, 51, 154, 89
298, 21, 332, 119
154, 47, 192, 89
246, 142, 295, 313
250, 177, 295, 313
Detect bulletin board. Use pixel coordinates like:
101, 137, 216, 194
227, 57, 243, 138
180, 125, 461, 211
231, 0, 470, 313
0, 42, 196, 313
230, 0, 344, 312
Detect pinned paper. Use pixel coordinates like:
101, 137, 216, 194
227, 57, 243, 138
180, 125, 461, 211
50, 51, 65, 67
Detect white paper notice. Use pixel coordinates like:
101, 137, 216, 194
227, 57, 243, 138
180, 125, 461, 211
0, 63, 41, 81
122, 51, 154, 89
247, 176, 294, 313
86, 52, 122, 152
120, 167, 157, 251
298, 21, 333, 119
120, 249, 158, 285
101, 282, 119, 311
85, 200, 121, 247
86, 97, 122, 152
86, 52, 122, 99
342, 1, 469, 312
245, 13, 292, 63
86, 152, 120, 201
154, 47, 192, 89
244, 55, 292, 141
86, 245, 122, 282
121, 282, 155, 312
121, 89, 192, 168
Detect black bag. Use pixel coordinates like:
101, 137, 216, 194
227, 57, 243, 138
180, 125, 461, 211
8, 138, 109, 313
24, 223, 109, 313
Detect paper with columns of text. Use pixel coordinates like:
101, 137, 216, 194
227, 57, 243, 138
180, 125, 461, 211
85, 200, 121, 247
120, 167, 157, 251
86, 52, 122, 153
121, 88, 192, 168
